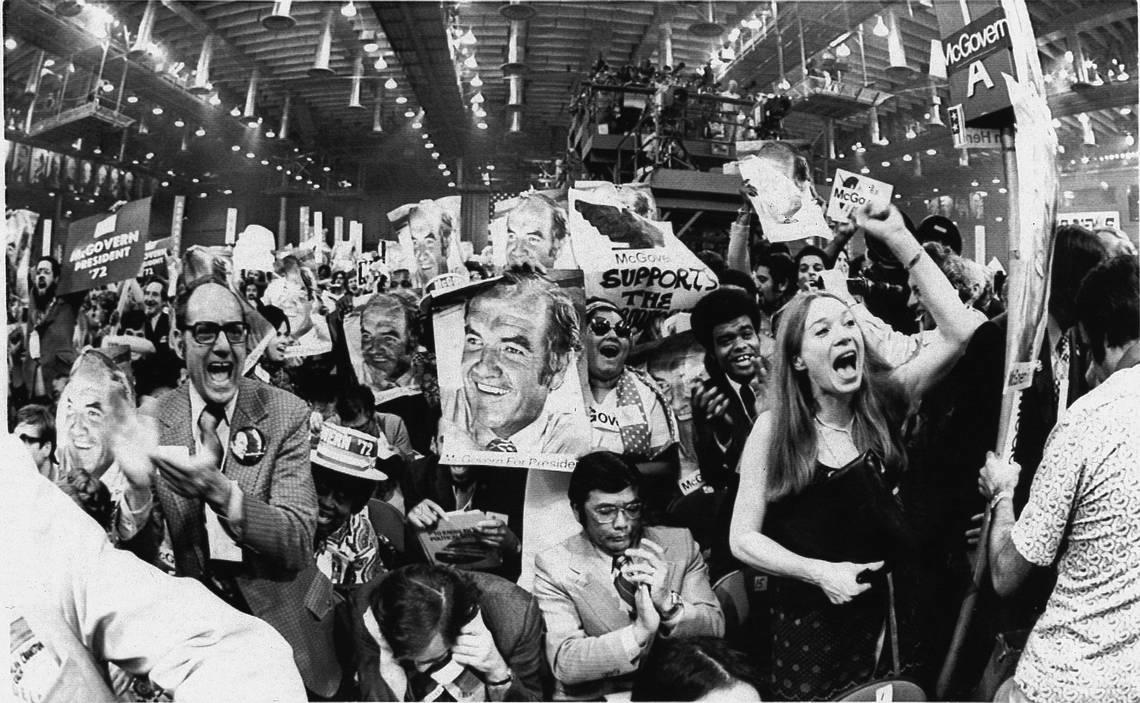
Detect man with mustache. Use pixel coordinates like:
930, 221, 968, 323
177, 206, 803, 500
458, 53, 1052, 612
22, 256, 81, 401
444, 269, 589, 455
124, 275, 343, 698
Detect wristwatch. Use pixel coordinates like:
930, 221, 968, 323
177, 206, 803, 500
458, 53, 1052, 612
662, 590, 683, 619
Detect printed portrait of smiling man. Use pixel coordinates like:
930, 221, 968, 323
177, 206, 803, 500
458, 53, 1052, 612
446, 269, 590, 456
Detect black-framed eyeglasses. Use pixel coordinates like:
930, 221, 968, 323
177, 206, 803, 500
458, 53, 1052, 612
589, 501, 644, 524
589, 316, 634, 339
185, 321, 249, 346
18, 433, 48, 447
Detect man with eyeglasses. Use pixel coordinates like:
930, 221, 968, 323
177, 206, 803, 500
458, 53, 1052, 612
533, 451, 723, 700
129, 275, 342, 698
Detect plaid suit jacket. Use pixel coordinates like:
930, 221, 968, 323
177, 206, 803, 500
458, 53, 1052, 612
149, 377, 341, 696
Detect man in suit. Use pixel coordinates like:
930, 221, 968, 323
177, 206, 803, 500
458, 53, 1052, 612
22, 256, 81, 400
350, 564, 550, 701
533, 452, 724, 700
3, 435, 306, 703
121, 277, 342, 697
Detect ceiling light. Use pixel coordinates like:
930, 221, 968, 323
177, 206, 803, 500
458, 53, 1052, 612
276, 165, 283, 171
4, 38, 16, 51
464, 54, 478, 69
447, 181, 455, 187
477, 121, 488, 129
404, 109, 416, 117
925, 148, 937, 156
443, 169, 451, 176
431, 152, 440, 159
152, 106, 163, 115
323, 166, 331, 172
395, 96, 408, 104
145, 152, 155, 159
1127, 133, 1136, 147
295, 174, 302, 181
835, 43, 851, 58
173, 118, 185, 127
425, 142, 435, 149
127, 95, 139, 104
872, 15, 889, 37
902, 154, 913, 162
470, 74, 483, 88
385, 77, 398, 90
208, 94, 221, 106
438, 163, 447, 170
92, 148, 102, 155
231, 145, 241, 152
265, 130, 276, 138
260, 159, 269, 165
412, 120, 422, 129
374, 56, 388, 70
881, 161, 890, 167
470, 92, 485, 104
486, 164, 495, 171
223, 189, 232, 195
459, 28, 477, 46
161, 181, 169, 187
744, 16, 762, 31
992, 178, 1001, 184
340, 1, 356, 18
230, 107, 241, 117
192, 178, 199, 183
246, 152, 255, 158
363, 42, 379, 53
932, 187, 939, 193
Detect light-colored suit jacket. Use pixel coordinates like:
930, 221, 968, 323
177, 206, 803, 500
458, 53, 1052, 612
147, 377, 341, 696
533, 525, 724, 700
2, 436, 306, 703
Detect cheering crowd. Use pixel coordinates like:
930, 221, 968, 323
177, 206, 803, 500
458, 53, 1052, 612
5, 170, 1140, 703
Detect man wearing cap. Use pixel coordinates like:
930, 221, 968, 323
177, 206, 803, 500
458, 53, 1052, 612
124, 274, 343, 698
311, 421, 393, 588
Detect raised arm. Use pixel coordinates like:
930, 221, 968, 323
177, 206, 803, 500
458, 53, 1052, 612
729, 412, 880, 605
851, 204, 983, 398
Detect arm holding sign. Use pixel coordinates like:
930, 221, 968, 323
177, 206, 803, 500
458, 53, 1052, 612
726, 184, 758, 274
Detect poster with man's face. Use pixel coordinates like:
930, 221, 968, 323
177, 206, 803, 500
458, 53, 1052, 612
387, 196, 467, 291
488, 188, 568, 272
435, 271, 591, 470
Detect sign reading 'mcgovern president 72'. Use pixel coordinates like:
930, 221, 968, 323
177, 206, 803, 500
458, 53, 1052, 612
942, 7, 1015, 126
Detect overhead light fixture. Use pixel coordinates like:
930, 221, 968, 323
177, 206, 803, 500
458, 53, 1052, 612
363, 42, 379, 53
438, 163, 447, 170
431, 151, 440, 159
145, 152, 155, 159
486, 164, 495, 171
425, 142, 435, 149
340, 1, 356, 18
835, 42, 851, 58
902, 153, 912, 162
384, 77, 398, 90
152, 106, 164, 115
443, 169, 451, 176
261, 159, 269, 165
477, 121, 488, 129
412, 119, 422, 129
404, 109, 416, 118
872, 15, 889, 37
174, 118, 185, 127
470, 92, 485, 104
246, 152, 255, 158
374, 56, 388, 70
447, 181, 455, 187
208, 94, 221, 106
127, 95, 139, 104
459, 28, 477, 46
395, 96, 408, 104
925, 148, 937, 156
464, 54, 478, 69
471, 74, 484, 88
265, 130, 276, 138
230, 107, 241, 117
4, 37, 17, 51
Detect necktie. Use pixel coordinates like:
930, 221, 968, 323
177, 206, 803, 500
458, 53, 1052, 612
198, 404, 225, 466
485, 438, 517, 452
612, 555, 637, 615
739, 383, 757, 422
1053, 334, 1070, 406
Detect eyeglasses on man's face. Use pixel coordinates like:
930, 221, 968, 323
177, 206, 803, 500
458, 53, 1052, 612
184, 321, 249, 346
588, 500, 644, 524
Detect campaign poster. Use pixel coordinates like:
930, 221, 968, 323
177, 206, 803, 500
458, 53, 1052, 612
825, 168, 893, 223
487, 188, 568, 272
139, 236, 170, 279
434, 271, 591, 471
59, 198, 151, 294
387, 195, 468, 291
737, 155, 831, 242
565, 187, 719, 330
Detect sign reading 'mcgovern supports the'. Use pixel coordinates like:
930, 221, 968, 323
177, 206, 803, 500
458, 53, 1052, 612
59, 198, 151, 294
942, 7, 1014, 126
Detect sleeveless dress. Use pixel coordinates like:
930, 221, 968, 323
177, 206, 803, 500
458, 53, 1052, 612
762, 451, 912, 701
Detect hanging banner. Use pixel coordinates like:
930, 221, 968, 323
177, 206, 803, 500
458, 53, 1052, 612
349, 220, 363, 253
434, 271, 591, 470
941, 7, 1015, 126
313, 211, 324, 248
59, 198, 152, 294
170, 195, 185, 255
565, 188, 718, 329
736, 156, 831, 242
41, 219, 52, 256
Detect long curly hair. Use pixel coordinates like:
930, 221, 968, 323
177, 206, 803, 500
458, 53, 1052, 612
765, 291, 907, 500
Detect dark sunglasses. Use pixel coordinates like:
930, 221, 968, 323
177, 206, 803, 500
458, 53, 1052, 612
185, 321, 249, 346
589, 316, 634, 339
18, 433, 47, 447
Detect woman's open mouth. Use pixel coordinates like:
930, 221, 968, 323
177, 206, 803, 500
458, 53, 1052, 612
832, 350, 859, 380
598, 341, 622, 359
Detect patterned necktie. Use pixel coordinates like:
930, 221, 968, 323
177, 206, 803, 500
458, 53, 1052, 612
1053, 334, 1070, 406
612, 555, 637, 615
739, 383, 757, 422
485, 438, 517, 452
198, 404, 225, 466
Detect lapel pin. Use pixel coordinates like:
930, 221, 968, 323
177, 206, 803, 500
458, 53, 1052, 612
230, 427, 267, 465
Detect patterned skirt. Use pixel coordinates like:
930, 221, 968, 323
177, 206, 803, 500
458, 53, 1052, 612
768, 585, 887, 701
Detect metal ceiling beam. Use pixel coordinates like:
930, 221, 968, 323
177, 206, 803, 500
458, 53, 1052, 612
1034, 3, 1137, 44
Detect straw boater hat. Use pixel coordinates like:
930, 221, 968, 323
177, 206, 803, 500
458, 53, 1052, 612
310, 422, 391, 482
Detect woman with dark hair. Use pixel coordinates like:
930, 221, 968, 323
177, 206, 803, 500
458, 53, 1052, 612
631, 637, 762, 702
729, 203, 977, 700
